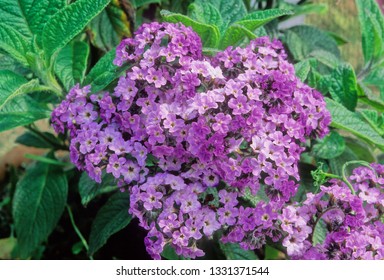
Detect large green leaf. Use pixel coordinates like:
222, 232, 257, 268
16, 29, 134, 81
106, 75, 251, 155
281, 2, 327, 16
326, 97, 384, 150
0, 70, 49, 111
88, 192, 132, 255
0, 70, 51, 132
312, 131, 345, 160
364, 67, 384, 87
16, 131, 60, 149
203, 0, 247, 30
54, 41, 90, 91
0, 96, 51, 132
236, 9, 293, 31
326, 64, 358, 111
285, 25, 340, 62
0, 53, 30, 75
345, 137, 375, 163
0, 24, 30, 65
188, 2, 223, 32
357, 82, 384, 112
0, 0, 64, 41
12, 155, 68, 258
294, 60, 311, 82
84, 47, 127, 92
360, 109, 384, 136
308, 49, 340, 69
161, 10, 220, 48
219, 242, 258, 260
219, 24, 256, 49
220, 9, 292, 49
89, 0, 132, 52
42, 0, 110, 59
78, 172, 117, 206
355, 0, 384, 63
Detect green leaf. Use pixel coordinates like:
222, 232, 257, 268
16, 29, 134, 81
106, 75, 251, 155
188, 2, 223, 32
360, 109, 384, 136
78, 172, 117, 206
42, 0, 110, 59
219, 242, 258, 260
220, 9, 292, 49
326, 31, 349, 46
345, 137, 375, 163
329, 146, 359, 176
0, 95, 51, 132
357, 82, 384, 112
219, 24, 256, 49
285, 25, 340, 62
264, 245, 280, 260
313, 131, 346, 159
24, 154, 70, 167
0, 53, 30, 75
326, 64, 358, 111
84, 47, 126, 92
237, 9, 293, 30
0, 0, 64, 43
294, 60, 311, 82
312, 219, 327, 246
326, 97, 384, 150
89, 0, 133, 52
202, 0, 247, 30
54, 41, 90, 91
0, 24, 30, 65
0, 71, 51, 132
0, 237, 16, 259
12, 154, 68, 258
161, 244, 189, 260
364, 67, 384, 87
88, 192, 132, 255
292, 3, 328, 16
355, 0, 384, 63
0, 70, 46, 111
130, 0, 161, 8
279, 1, 327, 16
161, 10, 220, 48
16, 131, 58, 149
309, 49, 340, 69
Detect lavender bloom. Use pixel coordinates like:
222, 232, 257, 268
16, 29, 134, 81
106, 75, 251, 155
51, 22, 331, 259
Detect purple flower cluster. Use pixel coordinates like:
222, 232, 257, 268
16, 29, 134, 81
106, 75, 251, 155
280, 164, 384, 260
51, 22, 330, 259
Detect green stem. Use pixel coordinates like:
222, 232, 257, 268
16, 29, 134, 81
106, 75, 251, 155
357, 61, 373, 81
341, 160, 373, 195
66, 205, 93, 260
26, 125, 68, 150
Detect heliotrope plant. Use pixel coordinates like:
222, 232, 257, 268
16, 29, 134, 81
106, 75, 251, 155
2, 0, 384, 261
52, 22, 332, 259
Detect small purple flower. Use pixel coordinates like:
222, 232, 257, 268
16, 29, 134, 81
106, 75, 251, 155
218, 206, 238, 226
142, 187, 163, 211
228, 95, 250, 115
106, 154, 126, 178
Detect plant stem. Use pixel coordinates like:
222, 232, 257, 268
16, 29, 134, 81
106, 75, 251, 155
66, 205, 93, 260
341, 160, 372, 195
26, 125, 68, 150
